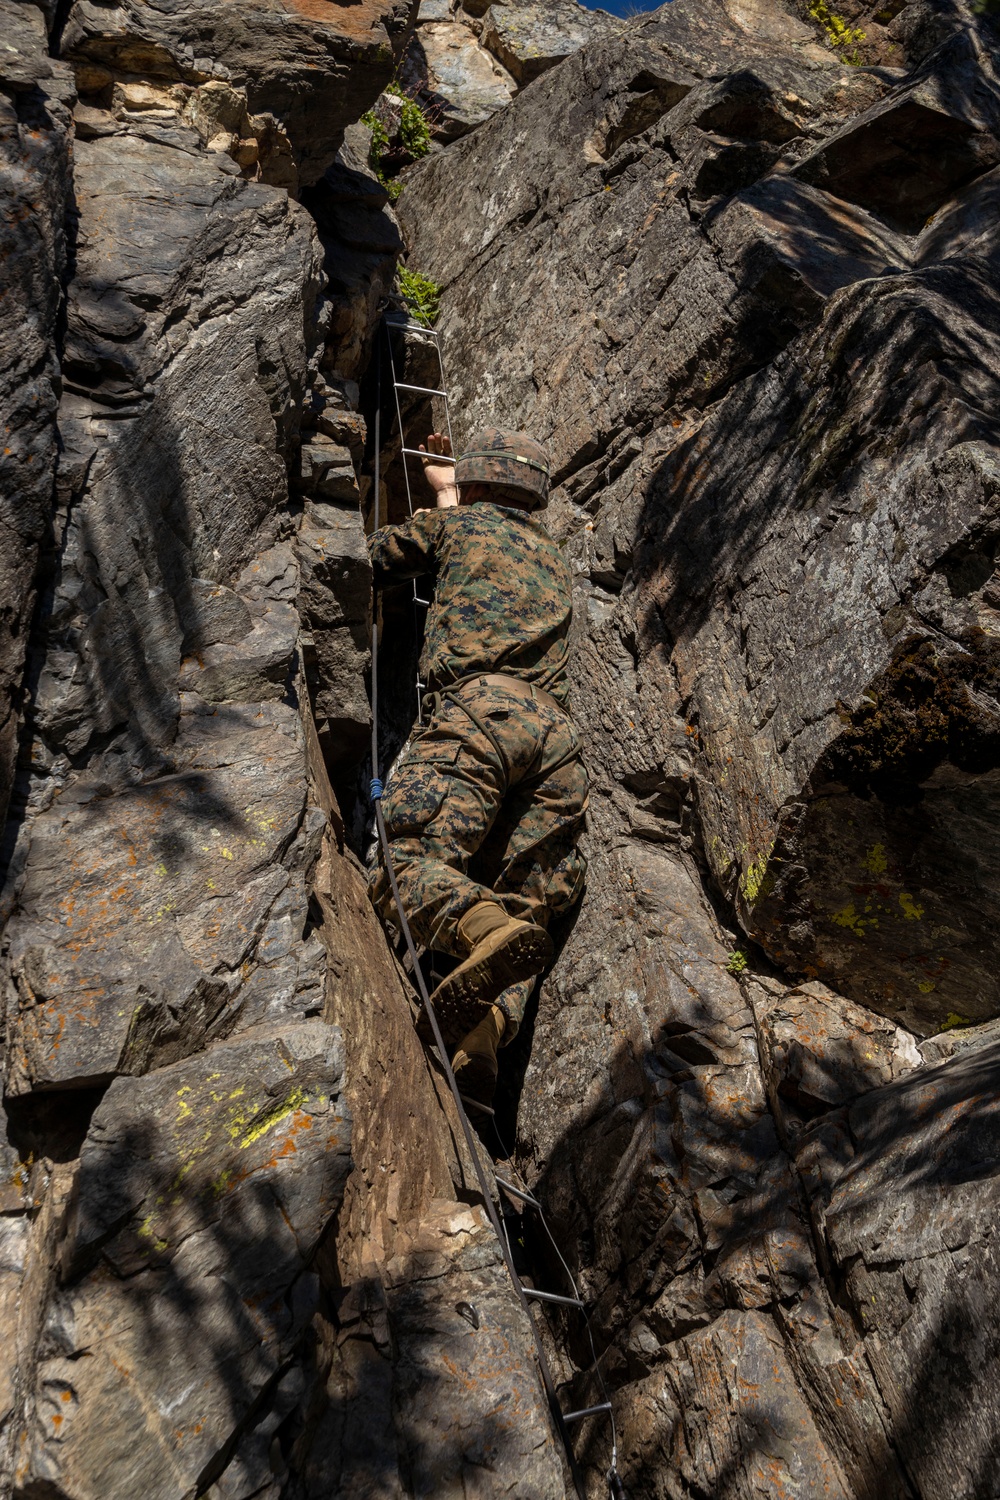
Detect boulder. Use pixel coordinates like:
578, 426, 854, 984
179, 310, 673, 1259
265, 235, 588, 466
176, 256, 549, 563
399, 18, 515, 139
801, 1040, 1000, 1500
22, 1022, 351, 1500
480, 1, 623, 87
4, 696, 325, 1093
750, 976, 922, 1123
59, 0, 415, 187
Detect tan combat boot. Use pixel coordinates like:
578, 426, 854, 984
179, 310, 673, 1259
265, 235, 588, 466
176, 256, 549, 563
427, 900, 552, 1045
452, 1004, 506, 1112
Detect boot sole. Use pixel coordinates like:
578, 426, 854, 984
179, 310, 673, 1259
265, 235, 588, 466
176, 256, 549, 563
423, 927, 553, 1047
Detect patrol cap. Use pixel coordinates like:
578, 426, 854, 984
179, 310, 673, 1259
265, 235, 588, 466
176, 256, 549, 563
454, 428, 551, 510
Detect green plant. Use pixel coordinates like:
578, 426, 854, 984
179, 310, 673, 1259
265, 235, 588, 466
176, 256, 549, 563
361, 108, 388, 158
362, 90, 431, 204
389, 88, 432, 160
808, 0, 866, 63
361, 107, 403, 201
398, 266, 442, 327
725, 948, 749, 977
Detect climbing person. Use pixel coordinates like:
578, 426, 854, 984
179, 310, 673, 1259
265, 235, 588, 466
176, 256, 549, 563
368, 428, 588, 1109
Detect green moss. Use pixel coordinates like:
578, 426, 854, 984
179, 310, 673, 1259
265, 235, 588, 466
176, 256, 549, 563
398, 267, 442, 327
861, 843, 888, 875
898, 892, 924, 921
820, 633, 1000, 798
832, 901, 879, 936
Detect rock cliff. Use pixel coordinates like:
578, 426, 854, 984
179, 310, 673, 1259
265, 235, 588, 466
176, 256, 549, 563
398, 0, 1000, 1493
3, 0, 1000, 1493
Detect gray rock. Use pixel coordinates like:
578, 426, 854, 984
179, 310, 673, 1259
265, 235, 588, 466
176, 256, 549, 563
20, 1021, 351, 1500
806, 1040, 1000, 1500
399, 19, 515, 139
60, 0, 415, 188
618, 1311, 852, 1498
297, 503, 372, 780
0, 17, 74, 830
30, 134, 326, 778
400, 0, 1000, 1034
301, 834, 569, 1499
751, 976, 922, 1124
301, 439, 360, 503
480, 1, 623, 87
301, 128, 403, 379
4, 698, 317, 1093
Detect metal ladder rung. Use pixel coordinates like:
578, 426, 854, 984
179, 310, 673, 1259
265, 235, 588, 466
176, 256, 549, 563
384, 314, 440, 336
496, 1175, 541, 1209
562, 1403, 613, 1426
401, 448, 456, 463
394, 382, 449, 398
523, 1287, 584, 1310
459, 1092, 495, 1117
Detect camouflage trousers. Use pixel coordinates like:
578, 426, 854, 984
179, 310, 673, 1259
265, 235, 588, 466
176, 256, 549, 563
370, 679, 588, 1035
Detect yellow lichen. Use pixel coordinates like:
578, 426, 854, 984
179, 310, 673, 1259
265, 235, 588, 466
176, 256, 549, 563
861, 844, 888, 875
740, 845, 773, 905
239, 1088, 309, 1149
832, 902, 878, 936
898, 892, 924, 921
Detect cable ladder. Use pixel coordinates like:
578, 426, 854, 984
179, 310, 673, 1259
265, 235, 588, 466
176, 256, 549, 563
368, 310, 624, 1500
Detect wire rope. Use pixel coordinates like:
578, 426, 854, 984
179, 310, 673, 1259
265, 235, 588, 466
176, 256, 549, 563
365, 309, 622, 1500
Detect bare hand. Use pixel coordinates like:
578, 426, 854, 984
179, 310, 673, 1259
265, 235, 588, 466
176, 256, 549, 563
419, 432, 459, 508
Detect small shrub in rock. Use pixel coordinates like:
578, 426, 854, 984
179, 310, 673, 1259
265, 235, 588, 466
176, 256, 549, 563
398, 267, 442, 327
389, 89, 432, 160
362, 88, 432, 202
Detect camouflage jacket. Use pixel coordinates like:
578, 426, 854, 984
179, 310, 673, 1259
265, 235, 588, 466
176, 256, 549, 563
368, 503, 572, 706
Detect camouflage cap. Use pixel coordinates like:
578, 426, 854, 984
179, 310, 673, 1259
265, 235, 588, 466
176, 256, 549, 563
454, 428, 551, 510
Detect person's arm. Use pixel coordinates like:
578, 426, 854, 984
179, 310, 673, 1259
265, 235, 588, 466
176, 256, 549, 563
368, 506, 442, 587
418, 431, 459, 509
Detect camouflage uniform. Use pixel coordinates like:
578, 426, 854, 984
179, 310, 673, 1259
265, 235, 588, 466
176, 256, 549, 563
368, 502, 588, 1035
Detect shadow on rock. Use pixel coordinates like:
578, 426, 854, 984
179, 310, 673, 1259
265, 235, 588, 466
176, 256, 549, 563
515, 994, 1000, 1500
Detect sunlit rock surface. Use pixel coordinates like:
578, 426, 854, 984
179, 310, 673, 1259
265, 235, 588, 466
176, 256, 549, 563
399, 0, 1000, 1491
5, 0, 1000, 1491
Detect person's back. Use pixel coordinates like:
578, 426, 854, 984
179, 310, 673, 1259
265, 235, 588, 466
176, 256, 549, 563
369, 498, 572, 703
368, 428, 588, 1109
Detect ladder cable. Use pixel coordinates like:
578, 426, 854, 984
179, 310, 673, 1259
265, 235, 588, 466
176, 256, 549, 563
365, 308, 621, 1499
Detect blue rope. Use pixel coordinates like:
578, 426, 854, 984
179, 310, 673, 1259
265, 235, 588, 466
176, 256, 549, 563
370, 776, 383, 801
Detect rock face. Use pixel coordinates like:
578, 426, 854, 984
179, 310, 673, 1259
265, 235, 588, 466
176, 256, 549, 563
400, 0, 1000, 1037
398, 0, 1000, 1492
0, 0, 569, 1493
0, 5, 74, 833
61, 0, 414, 188
398, 0, 621, 140
6, 0, 1000, 1492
